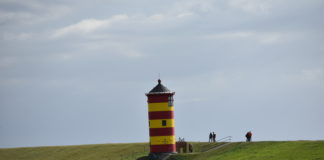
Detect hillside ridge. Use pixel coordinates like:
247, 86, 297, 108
1, 141, 323, 160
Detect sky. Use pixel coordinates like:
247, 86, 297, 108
0, 0, 324, 148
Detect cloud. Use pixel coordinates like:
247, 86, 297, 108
228, 0, 272, 13
1, 0, 324, 148
279, 69, 324, 88
51, 14, 129, 38
1, 32, 33, 40
51, 1, 216, 39
0, 0, 71, 26
172, 0, 216, 14
51, 10, 195, 39
203, 31, 292, 45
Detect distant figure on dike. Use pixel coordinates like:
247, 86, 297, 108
212, 132, 216, 142
246, 131, 252, 142
189, 143, 193, 153
209, 132, 213, 142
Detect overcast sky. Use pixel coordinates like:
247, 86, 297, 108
1, 0, 324, 148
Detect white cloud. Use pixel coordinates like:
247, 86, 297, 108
0, 0, 71, 25
203, 31, 290, 45
80, 40, 143, 58
50, 1, 220, 39
279, 69, 324, 88
51, 14, 129, 38
173, 0, 216, 14
1, 32, 33, 40
53, 39, 144, 60
0, 10, 32, 24
148, 14, 165, 21
228, 0, 272, 13
176, 12, 194, 18
51, 9, 196, 39
205, 31, 254, 39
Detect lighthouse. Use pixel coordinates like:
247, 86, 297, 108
146, 79, 176, 158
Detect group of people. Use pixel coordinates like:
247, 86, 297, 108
208, 132, 216, 142
208, 131, 253, 142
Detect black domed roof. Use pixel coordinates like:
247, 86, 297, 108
147, 79, 173, 94
149, 79, 170, 93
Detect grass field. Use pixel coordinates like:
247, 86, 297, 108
169, 141, 324, 160
0, 143, 150, 160
1, 141, 324, 160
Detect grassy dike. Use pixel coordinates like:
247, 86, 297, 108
0, 143, 150, 160
1, 141, 324, 160
169, 141, 324, 160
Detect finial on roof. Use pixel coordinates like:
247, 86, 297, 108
146, 78, 172, 94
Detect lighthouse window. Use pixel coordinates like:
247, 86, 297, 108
168, 96, 173, 106
162, 120, 167, 126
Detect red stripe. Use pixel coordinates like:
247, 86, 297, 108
150, 144, 176, 153
150, 128, 175, 136
147, 94, 173, 103
149, 111, 174, 120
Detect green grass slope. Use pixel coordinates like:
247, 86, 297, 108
0, 143, 149, 160
1, 141, 323, 160
170, 141, 324, 160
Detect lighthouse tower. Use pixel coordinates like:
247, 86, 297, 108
146, 79, 176, 158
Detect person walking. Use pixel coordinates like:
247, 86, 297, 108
212, 132, 216, 142
209, 132, 212, 142
245, 131, 252, 142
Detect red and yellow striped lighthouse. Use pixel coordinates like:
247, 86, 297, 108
146, 79, 176, 155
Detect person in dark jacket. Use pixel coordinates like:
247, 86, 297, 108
245, 131, 252, 142
189, 143, 193, 153
212, 132, 216, 142
209, 132, 212, 142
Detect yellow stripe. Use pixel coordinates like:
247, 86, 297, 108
149, 119, 174, 128
150, 136, 176, 145
148, 102, 174, 112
